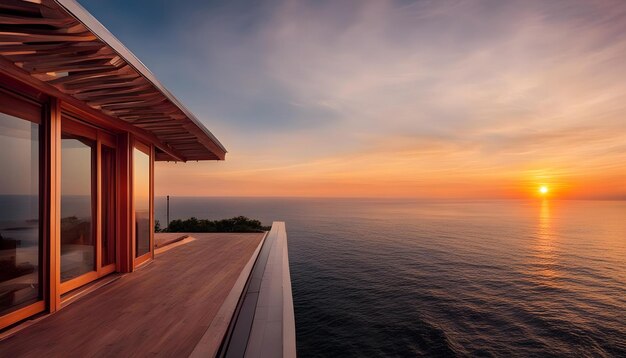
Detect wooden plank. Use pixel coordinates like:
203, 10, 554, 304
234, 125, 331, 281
30, 62, 116, 75
0, 0, 226, 161
91, 95, 164, 108
190, 232, 268, 358
0, 31, 96, 42
0, 14, 75, 26
15, 49, 116, 68
63, 77, 144, 93
116, 132, 131, 272
47, 65, 134, 86
0, 42, 105, 58
0, 0, 42, 15
129, 118, 178, 125
49, 97, 62, 312
73, 84, 154, 98
0, 233, 265, 356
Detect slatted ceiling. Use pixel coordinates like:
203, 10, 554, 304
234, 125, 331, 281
0, 0, 226, 161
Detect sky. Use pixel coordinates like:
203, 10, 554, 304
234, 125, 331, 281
78, 0, 626, 199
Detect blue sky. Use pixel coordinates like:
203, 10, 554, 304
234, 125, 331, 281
78, 0, 626, 198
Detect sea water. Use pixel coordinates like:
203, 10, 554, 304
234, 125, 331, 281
157, 197, 626, 357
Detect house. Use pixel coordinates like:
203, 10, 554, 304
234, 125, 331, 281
0, 0, 231, 331
0, 4, 297, 356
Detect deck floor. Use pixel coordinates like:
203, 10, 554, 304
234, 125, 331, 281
0, 233, 264, 357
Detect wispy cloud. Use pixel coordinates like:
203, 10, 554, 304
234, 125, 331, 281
81, 0, 626, 198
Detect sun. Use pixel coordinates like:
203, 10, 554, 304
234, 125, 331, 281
539, 185, 549, 195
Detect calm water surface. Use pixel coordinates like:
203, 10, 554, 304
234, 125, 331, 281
156, 198, 626, 357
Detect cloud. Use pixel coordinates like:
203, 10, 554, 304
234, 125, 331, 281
80, 0, 626, 198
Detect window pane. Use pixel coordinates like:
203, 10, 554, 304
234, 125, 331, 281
101, 146, 116, 266
61, 134, 95, 281
0, 112, 41, 316
133, 148, 150, 257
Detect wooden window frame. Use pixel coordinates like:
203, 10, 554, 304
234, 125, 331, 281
99, 139, 117, 274
0, 70, 148, 329
132, 139, 154, 268
0, 82, 46, 330
0, 69, 156, 329
58, 115, 119, 295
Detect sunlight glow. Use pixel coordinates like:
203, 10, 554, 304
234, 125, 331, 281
539, 186, 549, 195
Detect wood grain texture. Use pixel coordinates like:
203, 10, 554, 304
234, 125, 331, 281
0, 233, 264, 357
0, 0, 226, 161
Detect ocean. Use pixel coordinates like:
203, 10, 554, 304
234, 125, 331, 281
156, 197, 626, 357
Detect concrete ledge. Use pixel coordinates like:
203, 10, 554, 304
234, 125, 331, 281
218, 221, 297, 358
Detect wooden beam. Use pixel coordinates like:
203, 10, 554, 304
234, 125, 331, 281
85, 92, 162, 106
49, 96, 62, 312
117, 132, 132, 272
63, 76, 144, 93
73, 83, 153, 98
0, 0, 225, 161
48, 64, 134, 85
0, 0, 42, 15
0, 41, 104, 57
0, 13, 75, 25
0, 57, 186, 161
0, 31, 97, 42
14, 48, 115, 66
29, 62, 116, 75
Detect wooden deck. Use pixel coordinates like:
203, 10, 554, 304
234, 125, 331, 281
0, 232, 264, 357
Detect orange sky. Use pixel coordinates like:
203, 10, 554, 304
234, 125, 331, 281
83, 0, 626, 199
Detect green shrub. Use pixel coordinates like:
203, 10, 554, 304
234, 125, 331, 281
164, 216, 270, 233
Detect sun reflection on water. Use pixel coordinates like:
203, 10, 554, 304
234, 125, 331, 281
531, 199, 560, 283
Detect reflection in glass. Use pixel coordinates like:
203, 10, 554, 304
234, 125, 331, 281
134, 148, 150, 257
101, 146, 116, 266
61, 134, 95, 282
0, 113, 41, 316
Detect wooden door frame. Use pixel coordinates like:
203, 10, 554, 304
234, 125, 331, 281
58, 115, 120, 295
0, 70, 139, 330
0, 78, 47, 330
131, 138, 154, 268
99, 135, 117, 276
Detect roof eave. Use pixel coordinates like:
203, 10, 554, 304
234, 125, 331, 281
54, 0, 227, 160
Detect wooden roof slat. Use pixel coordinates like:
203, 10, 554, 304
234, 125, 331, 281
105, 105, 179, 115
133, 123, 180, 129
0, 13, 75, 26
84, 92, 162, 106
49, 67, 137, 86
0, 0, 226, 161
130, 118, 178, 124
8, 50, 113, 65
0, 41, 104, 56
74, 83, 153, 98
26, 61, 116, 74
13, 47, 115, 65
0, 0, 43, 15
63, 75, 143, 92
0, 30, 96, 42
122, 114, 173, 121
155, 129, 194, 135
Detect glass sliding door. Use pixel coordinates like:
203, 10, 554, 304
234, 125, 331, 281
59, 116, 118, 293
0, 109, 42, 318
133, 146, 151, 261
60, 132, 95, 283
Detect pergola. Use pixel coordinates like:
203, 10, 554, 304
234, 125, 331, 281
0, 0, 226, 161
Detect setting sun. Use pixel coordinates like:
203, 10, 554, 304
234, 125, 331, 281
539, 186, 549, 195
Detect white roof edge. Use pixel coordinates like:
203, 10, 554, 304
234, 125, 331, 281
54, 0, 227, 154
